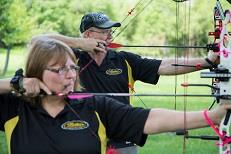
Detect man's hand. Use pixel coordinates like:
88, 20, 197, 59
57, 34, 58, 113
31, 34, 107, 54
207, 50, 220, 64
22, 78, 51, 97
78, 38, 107, 54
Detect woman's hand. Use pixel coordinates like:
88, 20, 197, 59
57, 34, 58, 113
22, 78, 51, 97
210, 99, 231, 124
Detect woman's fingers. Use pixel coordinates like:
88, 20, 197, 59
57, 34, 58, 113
39, 81, 52, 95
22, 78, 51, 97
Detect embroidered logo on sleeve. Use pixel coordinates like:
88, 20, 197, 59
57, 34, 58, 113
106, 68, 122, 75
61, 120, 89, 130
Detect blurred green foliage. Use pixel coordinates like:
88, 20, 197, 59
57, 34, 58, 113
0, 0, 230, 57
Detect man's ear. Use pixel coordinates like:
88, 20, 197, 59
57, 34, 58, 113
82, 31, 90, 38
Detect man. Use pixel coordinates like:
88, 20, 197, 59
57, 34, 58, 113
30, 12, 217, 154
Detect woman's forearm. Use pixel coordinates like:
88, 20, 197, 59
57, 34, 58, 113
0, 78, 12, 93
143, 108, 220, 134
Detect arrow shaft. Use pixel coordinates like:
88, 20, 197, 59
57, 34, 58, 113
121, 45, 207, 49
68, 93, 216, 97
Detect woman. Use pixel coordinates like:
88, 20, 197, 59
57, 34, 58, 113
0, 38, 229, 154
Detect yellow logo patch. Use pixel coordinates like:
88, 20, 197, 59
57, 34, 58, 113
61, 120, 89, 130
106, 68, 122, 75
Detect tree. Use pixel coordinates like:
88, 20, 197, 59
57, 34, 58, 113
0, 0, 13, 48
0, 0, 37, 47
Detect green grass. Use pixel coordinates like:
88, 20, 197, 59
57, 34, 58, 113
0, 133, 7, 154
0, 47, 219, 154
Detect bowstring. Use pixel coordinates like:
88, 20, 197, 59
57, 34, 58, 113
108, 0, 155, 108
174, 0, 180, 112
112, 0, 154, 41
78, 0, 154, 108
174, 0, 191, 153
112, 0, 145, 34
65, 101, 101, 141
182, 1, 191, 153
174, 1, 183, 152
77, 0, 148, 78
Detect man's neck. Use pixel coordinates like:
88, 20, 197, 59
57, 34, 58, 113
89, 51, 107, 66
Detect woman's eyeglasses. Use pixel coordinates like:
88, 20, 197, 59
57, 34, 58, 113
45, 65, 80, 75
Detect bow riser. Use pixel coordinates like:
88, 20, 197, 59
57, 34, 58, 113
215, 5, 231, 154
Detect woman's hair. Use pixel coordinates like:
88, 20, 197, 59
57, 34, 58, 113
25, 37, 80, 91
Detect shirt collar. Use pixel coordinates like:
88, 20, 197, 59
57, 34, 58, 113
106, 49, 117, 60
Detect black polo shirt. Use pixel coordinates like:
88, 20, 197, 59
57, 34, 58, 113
74, 49, 161, 104
0, 93, 150, 154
